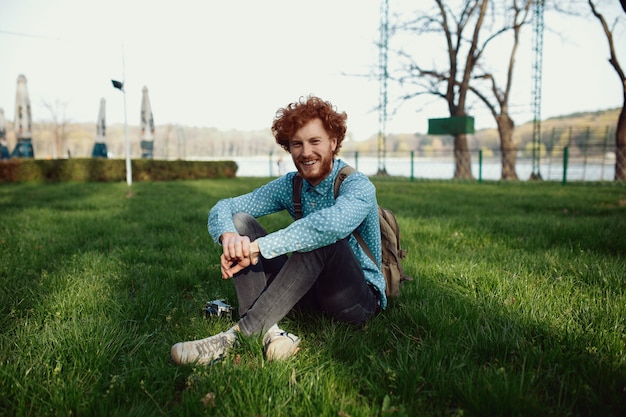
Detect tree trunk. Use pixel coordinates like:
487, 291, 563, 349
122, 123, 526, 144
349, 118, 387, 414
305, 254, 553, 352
453, 134, 473, 179
615, 102, 626, 180
587, 0, 625, 180
497, 114, 519, 180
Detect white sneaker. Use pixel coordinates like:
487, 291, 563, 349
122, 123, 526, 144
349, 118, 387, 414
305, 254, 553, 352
171, 328, 237, 365
263, 326, 300, 361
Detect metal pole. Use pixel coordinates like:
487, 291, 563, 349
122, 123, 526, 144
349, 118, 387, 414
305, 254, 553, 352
562, 146, 568, 185
376, 0, 389, 176
547, 127, 556, 180
478, 149, 483, 183
601, 125, 609, 180
118, 44, 132, 186
530, 0, 545, 180
582, 126, 590, 181
123, 86, 132, 186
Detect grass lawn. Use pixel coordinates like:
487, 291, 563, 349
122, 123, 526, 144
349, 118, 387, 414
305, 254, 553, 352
0, 177, 624, 416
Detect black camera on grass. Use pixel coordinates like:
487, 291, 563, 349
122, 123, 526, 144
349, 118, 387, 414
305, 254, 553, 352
203, 299, 234, 319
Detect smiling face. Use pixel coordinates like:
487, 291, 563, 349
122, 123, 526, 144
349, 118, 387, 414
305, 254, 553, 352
289, 118, 337, 186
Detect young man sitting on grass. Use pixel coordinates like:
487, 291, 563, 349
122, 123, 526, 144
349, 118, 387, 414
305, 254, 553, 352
171, 95, 387, 364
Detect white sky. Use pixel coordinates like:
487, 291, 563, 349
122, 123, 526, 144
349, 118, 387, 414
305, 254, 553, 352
0, 0, 623, 141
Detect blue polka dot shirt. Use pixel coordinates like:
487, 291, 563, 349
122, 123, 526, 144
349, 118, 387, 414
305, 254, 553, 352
208, 159, 387, 308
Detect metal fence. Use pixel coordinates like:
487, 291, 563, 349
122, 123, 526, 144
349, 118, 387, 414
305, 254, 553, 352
165, 124, 626, 182
233, 147, 619, 181
339, 125, 623, 182
335, 149, 616, 182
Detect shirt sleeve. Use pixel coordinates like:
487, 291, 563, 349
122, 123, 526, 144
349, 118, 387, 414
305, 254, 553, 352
257, 172, 377, 259
207, 176, 293, 244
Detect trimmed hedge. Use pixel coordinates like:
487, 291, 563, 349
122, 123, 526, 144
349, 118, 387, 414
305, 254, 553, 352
0, 158, 238, 183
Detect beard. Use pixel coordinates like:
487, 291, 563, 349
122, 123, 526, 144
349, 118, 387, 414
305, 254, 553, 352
294, 153, 334, 186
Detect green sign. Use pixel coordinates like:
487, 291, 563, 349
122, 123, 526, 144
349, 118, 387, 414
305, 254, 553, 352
428, 116, 475, 135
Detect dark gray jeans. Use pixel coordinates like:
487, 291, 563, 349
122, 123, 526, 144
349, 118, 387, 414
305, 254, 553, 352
231, 213, 380, 336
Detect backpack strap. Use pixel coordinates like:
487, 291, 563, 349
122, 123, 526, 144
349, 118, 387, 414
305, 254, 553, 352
353, 223, 377, 266
333, 165, 356, 197
333, 166, 377, 266
292, 165, 355, 220
292, 164, 378, 267
292, 174, 304, 220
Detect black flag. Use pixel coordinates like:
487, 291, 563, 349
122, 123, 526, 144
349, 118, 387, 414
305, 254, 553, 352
111, 80, 124, 91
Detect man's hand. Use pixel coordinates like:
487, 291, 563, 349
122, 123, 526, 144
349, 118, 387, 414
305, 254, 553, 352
219, 232, 260, 279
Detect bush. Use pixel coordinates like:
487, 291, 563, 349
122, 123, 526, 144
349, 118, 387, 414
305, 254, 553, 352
0, 158, 238, 183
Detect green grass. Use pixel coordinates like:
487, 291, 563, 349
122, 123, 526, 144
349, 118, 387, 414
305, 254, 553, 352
0, 178, 624, 416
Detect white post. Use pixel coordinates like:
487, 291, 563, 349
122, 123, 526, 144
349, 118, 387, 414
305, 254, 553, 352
122, 45, 132, 186
123, 86, 132, 186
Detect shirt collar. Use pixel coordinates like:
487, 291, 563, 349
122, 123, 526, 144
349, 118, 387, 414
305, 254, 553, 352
302, 159, 342, 196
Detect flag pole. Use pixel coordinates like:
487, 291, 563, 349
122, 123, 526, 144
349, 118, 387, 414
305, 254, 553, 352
112, 43, 132, 186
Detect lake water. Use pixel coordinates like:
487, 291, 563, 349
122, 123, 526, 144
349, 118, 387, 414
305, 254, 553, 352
191, 155, 616, 182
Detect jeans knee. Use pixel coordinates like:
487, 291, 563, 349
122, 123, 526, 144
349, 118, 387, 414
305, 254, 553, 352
233, 212, 254, 232
233, 213, 267, 239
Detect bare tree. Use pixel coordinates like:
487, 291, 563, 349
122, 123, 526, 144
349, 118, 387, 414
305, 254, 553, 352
395, 0, 495, 179
42, 99, 69, 159
395, 0, 538, 180
468, 0, 533, 180
588, 0, 626, 180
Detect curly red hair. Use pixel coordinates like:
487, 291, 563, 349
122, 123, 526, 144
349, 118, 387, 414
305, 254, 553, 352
272, 96, 347, 156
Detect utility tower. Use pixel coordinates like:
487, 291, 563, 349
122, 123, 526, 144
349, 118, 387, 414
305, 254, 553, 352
530, 0, 545, 179
377, 0, 389, 175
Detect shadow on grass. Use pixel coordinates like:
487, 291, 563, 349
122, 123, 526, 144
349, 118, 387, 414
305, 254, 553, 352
366, 276, 626, 416
0, 180, 245, 415
0, 179, 624, 416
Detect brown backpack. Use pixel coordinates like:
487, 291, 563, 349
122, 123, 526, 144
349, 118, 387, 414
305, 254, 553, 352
293, 166, 413, 297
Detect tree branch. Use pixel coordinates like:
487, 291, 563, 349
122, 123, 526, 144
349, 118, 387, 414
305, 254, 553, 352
588, 0, 626, 83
